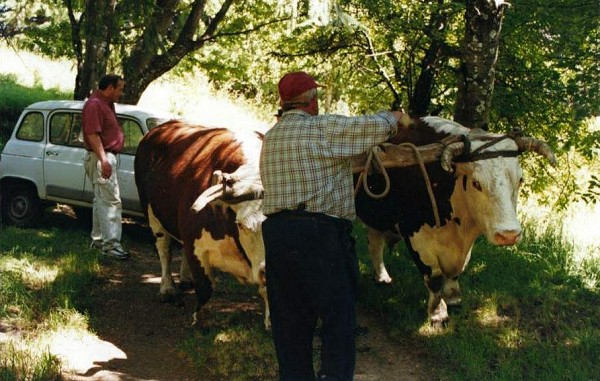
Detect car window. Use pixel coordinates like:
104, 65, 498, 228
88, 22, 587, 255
49, 112, 85, 147
16, 112, 44, 142
147, 117, 169, 130
119, 117, 144, 155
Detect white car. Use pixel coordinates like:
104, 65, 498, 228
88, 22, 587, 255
0, 100, 171, 227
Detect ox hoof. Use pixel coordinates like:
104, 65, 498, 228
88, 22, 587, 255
429, 317, 450, 329
372, 273, 393, 285
446, 299, 462, 311
445, 297, 462, 308
429, 319, 448, 329
178, 280, 194, 291
157, 290, 184, 306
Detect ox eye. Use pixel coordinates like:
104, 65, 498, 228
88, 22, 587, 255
472, 179, 483, 191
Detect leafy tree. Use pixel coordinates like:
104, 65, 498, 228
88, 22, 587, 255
8, 0, 286, 103
7, 0, 599, 206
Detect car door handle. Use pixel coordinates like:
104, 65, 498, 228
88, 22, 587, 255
45, 151, 59, 156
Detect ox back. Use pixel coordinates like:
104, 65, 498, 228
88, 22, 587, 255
136, 123, 246, 245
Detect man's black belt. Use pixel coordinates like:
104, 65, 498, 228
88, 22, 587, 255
267, 209, 352, 230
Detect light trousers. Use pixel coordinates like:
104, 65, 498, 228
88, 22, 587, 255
84, 152, 123, 251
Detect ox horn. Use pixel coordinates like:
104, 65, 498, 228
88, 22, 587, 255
513, 136, 557, 166
191, 170, 229, 212
439, 141, 466, 173
191, 170, 264, 213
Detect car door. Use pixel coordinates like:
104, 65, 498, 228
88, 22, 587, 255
43, 111, 88, 202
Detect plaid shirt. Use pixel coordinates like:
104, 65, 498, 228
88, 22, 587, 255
260, 109, 398, 220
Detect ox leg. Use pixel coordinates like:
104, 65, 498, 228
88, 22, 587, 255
424, 272, 449, 326
254, 260, 271, 330
148, 206, 180, 303
442, 276, 462, 306
258, 284, 270, 330
367, 227, 392, 284
185, 246, 214, 327
178, 251, 194, 291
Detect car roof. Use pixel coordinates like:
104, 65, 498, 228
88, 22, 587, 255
25, 100, 171, 120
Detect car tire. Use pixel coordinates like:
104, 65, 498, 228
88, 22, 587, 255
2, 184, 43, 228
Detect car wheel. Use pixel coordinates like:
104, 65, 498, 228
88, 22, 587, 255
2, 185, 43, 228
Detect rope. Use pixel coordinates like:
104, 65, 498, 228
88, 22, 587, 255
354, 146, 390, 199
355, 143, 442, 227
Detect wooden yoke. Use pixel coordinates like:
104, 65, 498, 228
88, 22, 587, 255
351, 135, 463, 174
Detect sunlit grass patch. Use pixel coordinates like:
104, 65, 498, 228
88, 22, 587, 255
181, 324, 277, 381
0, 225, 102, 380
0, 340, 62, 381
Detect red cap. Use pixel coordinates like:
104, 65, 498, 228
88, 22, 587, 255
278, 71, 320, 102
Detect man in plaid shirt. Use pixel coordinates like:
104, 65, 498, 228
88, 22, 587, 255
260, 71, 404, 381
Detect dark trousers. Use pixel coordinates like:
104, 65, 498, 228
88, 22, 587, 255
263, 211, 358, 381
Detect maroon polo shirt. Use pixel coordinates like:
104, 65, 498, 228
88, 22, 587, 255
82, 91, 124, 153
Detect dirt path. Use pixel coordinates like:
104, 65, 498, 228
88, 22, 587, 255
56, 216, 427, 381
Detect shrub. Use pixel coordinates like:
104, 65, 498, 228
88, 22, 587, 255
0, 74, 71, 146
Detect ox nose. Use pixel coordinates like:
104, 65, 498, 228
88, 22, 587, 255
494, 230, 522, 246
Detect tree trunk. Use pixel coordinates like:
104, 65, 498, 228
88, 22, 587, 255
409, 0, 449, 117
73, 0, 116, 100
120, 0, 235, 104
454, 0, 507, 129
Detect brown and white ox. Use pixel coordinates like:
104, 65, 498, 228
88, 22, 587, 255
134, 121, 269, 328
353, 116, 556, 325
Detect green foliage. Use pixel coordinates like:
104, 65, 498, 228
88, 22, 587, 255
356, 219, 600, 380
0, 73, 70, 112
490, 1, 600, 205
0, 73, 71, 146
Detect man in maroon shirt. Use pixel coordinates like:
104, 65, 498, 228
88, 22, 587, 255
82, 74, 130, 260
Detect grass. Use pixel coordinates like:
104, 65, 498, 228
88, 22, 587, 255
0, 342, 62, 381
2, 212, 598, 380
0, 219, 101, 380
181, 323, 278, 381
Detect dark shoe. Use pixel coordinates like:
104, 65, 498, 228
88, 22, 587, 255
90, 241, 102, 250
102, 247, 130, 260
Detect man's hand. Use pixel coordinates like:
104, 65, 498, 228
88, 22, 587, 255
391, 111, 412, 127
99, 159, 112, 179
